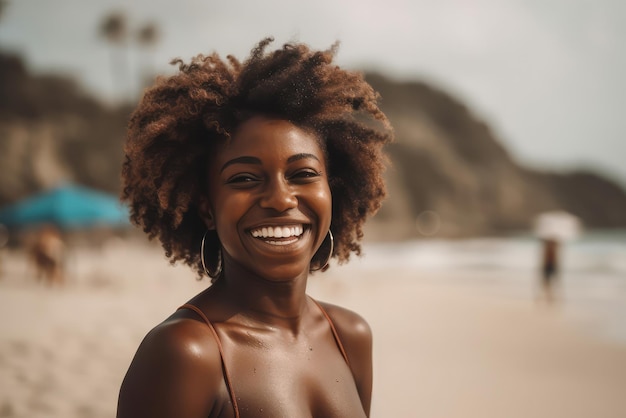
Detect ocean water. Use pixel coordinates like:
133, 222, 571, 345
351, 230, 626, 343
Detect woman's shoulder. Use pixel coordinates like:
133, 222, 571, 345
141, 310, 223, 364
314, 300, 372, 345
117, 310, 224, 417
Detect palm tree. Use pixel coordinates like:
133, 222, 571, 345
137, 21, 159, 47
99, 11, 130, 102
0, 1, 9, 21
136, 21, 160, 94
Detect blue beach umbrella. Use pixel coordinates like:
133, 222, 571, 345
0, 184, 130, 230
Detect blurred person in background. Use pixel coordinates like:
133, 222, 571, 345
29, 224, 65, 286
540, 238, 560, 303
534, 211, 580, 304
117, 38, 392, 417
0, 224, 7, 278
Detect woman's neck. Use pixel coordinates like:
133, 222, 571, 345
214, 262, 311, 335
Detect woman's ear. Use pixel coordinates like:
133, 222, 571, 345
198, 196, 216, 230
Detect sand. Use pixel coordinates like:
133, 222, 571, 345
0, 239, 625, 418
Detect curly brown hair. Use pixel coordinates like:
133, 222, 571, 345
122, 37, 393, 279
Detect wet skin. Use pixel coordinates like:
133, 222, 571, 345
117, 117, 373, 418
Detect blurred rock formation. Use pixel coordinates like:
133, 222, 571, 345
1, 53, 625, 238
366, 74, 626, 238
0, 52, 128, 203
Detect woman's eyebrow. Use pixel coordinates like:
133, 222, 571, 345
221, 153, 320, 173
220, 156, 261, 172
287, 153, 320, 163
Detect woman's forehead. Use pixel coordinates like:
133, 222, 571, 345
220, 116, 324, 159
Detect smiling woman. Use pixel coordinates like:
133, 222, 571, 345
204, 117, 333, 283
117, 37, 393, 418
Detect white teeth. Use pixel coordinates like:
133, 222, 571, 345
250, 225, 304, 239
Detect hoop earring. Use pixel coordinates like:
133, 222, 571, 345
201, 230, 222, 278
312, 230, 334, 272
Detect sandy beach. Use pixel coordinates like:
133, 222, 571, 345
1, 239, 625, 418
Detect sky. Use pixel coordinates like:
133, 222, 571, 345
1, 0, 625, 186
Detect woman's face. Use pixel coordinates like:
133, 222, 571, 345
204, 116, 332, 281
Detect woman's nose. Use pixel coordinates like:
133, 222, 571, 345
259, 178, 297, 212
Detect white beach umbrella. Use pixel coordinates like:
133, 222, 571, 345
533, 210, 582, 241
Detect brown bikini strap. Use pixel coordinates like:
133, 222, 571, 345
178, 303, 240, 418
311, 298, 351, 368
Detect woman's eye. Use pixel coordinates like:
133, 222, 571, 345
292, 170, 321, 180
227, 174, 259, 185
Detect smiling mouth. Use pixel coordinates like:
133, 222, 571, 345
250, 225, 305, 246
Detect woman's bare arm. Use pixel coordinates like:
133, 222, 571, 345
117, 318, 223, 418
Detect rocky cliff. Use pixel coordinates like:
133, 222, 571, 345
0, 53, 128, 203
365, 73, 626, 239
1, 53, 625, 238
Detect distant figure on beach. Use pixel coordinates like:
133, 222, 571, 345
117, 38, 392, 417
29, 224, 65, 286
540, 238, 560, 303
0, 224, 8, 278
533, 210, 581, 304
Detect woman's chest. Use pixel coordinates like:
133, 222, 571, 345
210, 341, 366, 418
230, 367, 364, 417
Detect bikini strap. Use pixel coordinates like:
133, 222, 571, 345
310, 298, 351, 368
177, 303, 240, 418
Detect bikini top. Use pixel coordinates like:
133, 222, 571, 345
177, 299, 352, 418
